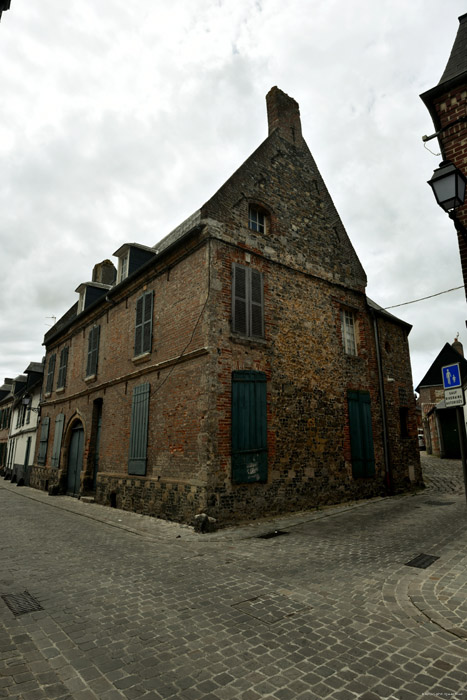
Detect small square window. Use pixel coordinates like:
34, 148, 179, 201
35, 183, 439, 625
249, 206, 266, 234
341, 310, 357, 356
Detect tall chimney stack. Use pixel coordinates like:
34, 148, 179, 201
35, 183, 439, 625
266, 86, 302, 144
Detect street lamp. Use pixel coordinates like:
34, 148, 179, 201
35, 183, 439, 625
427, 160, 467, 240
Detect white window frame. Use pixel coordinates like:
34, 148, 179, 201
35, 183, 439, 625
248, 205, 267, 234
118, 254, 129, 283
341, 309, 357, 356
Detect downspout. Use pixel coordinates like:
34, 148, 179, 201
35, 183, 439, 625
372, 312, 393, 495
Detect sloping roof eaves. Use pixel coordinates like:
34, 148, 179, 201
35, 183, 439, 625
366, 297, 412, 332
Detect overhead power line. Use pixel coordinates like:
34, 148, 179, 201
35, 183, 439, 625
383, 285, 464, 310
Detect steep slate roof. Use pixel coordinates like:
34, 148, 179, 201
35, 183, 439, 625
415, 342, 467, 391
439, 13, 467, 84
420, 14, 467, 128
0, 1, 10, 20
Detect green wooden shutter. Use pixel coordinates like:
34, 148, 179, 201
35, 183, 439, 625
51, 413, 65, 468
232, 264, 248, 335
348, 391, 375, 478
128, 383, 150, 475
86, 326, 100, 377
232, 371, 267, 483
45, 354, 56, 393
37, 416, 50, 465
57, 347, 69, 389
250, 269, 264, 338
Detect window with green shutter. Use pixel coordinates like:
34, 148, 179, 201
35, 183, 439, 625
128, 383, 150, 476
347, 390, 375, 478
86, 326, 100, 377
231, 371, 267, 483
134, 292, 153, 357
37, 416, 50, 465
51, 413, 65, 468
57, 347, 69, 389
45, 354, 56, 394
232, 264, 264, 339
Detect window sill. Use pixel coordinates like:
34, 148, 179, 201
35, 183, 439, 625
132, 352, 151, 365
56, 387, 65, 394
230, 333, 266, 347
84, 374, 97, 383
44, 392, 51, 399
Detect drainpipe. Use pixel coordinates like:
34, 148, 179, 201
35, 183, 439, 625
372, 312, 393, 495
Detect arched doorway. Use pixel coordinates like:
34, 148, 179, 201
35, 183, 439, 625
67, 421, 84, 497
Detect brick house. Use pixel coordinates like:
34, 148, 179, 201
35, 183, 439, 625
28, 87, 422, 526
421, 12, 467, 299
0, 378, 14, 472
7, 362, 44, 485
416, 339, 467, 458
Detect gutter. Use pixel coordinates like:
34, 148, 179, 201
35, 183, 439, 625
371, 310, 393, 495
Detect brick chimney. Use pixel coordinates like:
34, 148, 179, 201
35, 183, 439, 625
266, 86, 302, 144
452, 336, 464, 357
92, 259, 117, 286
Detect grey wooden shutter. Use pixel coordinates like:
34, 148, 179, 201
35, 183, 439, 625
86, 326, 100, 377
134, 292, 153, 356
51, 413, 65, 468
128, 383, 150, 475
37, 416, 50, 465
250, 269, 264, 338
57, 347, 69, 389
142, 292, 153, 354
232, 264, 248, 335
134, 296, 144, 357
45, 354, 56, 393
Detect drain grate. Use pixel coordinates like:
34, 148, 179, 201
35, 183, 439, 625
1, 591, 43, 616
405, 554, 439, 570
425, 501, 455, 507
257, 530, 289, 540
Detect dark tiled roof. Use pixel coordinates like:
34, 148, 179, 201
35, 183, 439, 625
415, 342, 467, 392
366, 297, 412, 331
438, 14, 467, 85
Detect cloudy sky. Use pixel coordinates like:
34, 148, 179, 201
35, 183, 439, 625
1, 0, 466, 390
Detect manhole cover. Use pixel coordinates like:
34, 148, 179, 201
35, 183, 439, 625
232, 592, 310, 624
405, 554, 439, 570
425, 501, 455, 506
1, 591, 43, 616
257, 530, 289, 539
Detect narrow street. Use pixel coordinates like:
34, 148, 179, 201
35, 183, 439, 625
1, 454, 466, 699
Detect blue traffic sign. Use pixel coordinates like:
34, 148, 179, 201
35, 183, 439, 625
442, 363, 461, 390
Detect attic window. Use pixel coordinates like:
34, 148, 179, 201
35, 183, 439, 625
249, 205, 268, 234
118, 254, 129, 283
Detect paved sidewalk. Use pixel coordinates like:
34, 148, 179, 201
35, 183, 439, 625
1, 456, 467, 699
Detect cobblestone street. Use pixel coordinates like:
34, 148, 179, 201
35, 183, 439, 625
1, 454, 467, 699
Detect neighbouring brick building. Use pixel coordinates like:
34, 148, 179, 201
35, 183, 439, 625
0, 377, 14, 472
421, 12, 467, 300
28, 87, 422, 527
416, 339, 467, 458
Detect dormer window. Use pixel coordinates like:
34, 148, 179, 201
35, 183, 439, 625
249, 205, 267, 234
